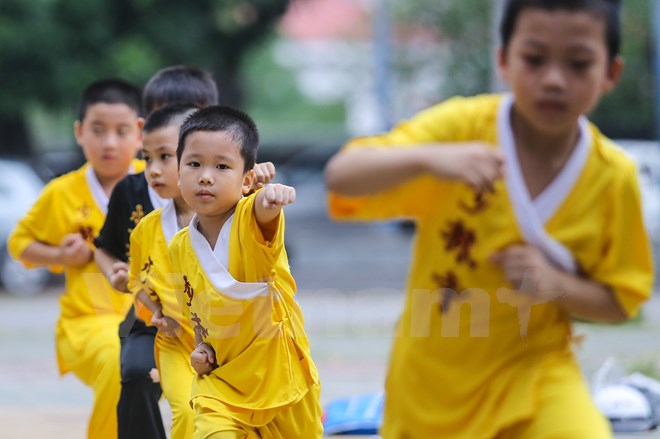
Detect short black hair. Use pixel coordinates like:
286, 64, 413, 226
143, 65, 219, 115
500, 0, 621, 60
177, 106, 259, 172
78, 79, 142, 121
143, 104, 199, 134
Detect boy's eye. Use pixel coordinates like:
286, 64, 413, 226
144, 156, 152, 164
118, 128, 128, 137
217, 164, 229, 170
187, 161, 200, 168
522, 54, 544, 67
92, 127, 105, 135
570, 60, 592, 71
161, 153, 172, 160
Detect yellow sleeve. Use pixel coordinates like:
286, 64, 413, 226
236, 191, 285, 257
127, 219, 144, 296
168, 231, 192, 327
590, 163, 653, 317
7, 180, 65, 272
328, 95, 491, 221
127, 219, 156, 323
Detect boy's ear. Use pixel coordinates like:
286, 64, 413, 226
242, 169, 255, 195
496, 47, 509, 83
603, 56, 624, 94
73, 120, 83, 147
136, 117, 145, 143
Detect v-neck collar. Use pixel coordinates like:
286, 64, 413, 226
85, 164, 138, 215
187, 214, 269, 299
160, 200, 179, 244
498, 93, 591, 224
497, 94, 587, 273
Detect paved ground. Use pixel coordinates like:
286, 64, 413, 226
1, 175, 659, 437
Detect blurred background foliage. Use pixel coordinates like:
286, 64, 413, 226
0, 0, 292, 156
0, 0, 656, 160
395, 0, 656, 139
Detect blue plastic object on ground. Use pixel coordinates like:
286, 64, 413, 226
322, 392, 384, 435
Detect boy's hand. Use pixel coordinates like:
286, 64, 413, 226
261, 183, 296, 209
252, 162, 276, 190
191, 342, 217, 376
59, 234, 93, 267
490, 245, 562, 297
109, 261, 129, 292
425, 145, 504, 192
151, 309, 182, 337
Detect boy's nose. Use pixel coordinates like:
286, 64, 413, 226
542, 65, 566, 90
199, 173, 213, 184
103, 132, 120, 148
149, 167, 161, 177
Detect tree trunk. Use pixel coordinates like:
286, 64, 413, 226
214, 66, 245, 109
0, 115, 32, 157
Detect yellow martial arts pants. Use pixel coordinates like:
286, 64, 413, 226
57, 317, 122, 439
193, 384, 323, 439
157, 335, 195, 439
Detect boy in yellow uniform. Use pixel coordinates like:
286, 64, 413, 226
169, 106, 323, 438
326, 0, 652, 438
127, 104, 199, 439
8, 79, 144, 439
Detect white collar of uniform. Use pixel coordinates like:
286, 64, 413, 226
187, 213, 269, 299
160, 200, 178, 244
497, 93, 589, 273
148, 185, 169, 210
85, 164, 137, 215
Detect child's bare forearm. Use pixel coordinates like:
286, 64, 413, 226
555, 272, 627, 323
94, 248, 120, 280
254, 184, 295, 242
254, 190, 282, 229
325, 147, 428, 196
136, 290, 162, 314
20, 242, 63, 267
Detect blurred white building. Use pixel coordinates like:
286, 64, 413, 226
276, 0, 446, 136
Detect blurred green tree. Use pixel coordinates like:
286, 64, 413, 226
0, 0, 290, 156
394, 0, 655, 139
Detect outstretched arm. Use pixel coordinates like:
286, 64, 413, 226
325, 144, 504, 196
254, 183, 295, 242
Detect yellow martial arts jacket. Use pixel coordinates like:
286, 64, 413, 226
169, 192, 319, 426
128, 202, 196, 353
328, 93, 653, 438
8, 161, 143, 374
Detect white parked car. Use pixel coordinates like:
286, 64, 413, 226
0, 159, 51, 296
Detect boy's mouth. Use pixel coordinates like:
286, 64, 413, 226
537, 100, 567, 112
196, 189, 214, 199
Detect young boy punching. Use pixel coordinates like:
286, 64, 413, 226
326, 0, 651, 437
8, 79, 144, 439
170, 106, 323, 438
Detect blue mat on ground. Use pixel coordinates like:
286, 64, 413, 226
322, 392, 384, 435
